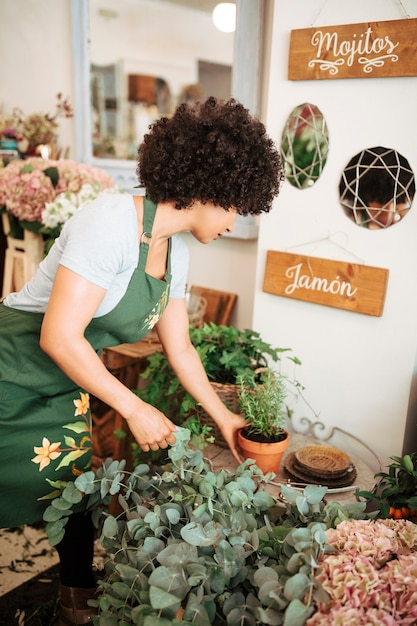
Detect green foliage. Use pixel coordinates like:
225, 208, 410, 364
356, 452, 417, 518
237, 368, 289, 441
44, 428, 367, 625
133, 323, 292, 447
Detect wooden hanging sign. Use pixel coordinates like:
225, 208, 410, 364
263, 250, 389, 316
288, 17, 417, 80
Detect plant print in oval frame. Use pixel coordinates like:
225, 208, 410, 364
280, 102, 329, 190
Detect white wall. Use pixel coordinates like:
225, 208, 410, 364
253, 0, 417, 464
0, 0, 75, 157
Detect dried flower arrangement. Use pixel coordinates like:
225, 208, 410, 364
0, 93, 73, 156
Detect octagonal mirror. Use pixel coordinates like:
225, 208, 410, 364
339, 146, 415, 229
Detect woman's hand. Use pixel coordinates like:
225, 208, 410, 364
123, 397, 178, 452
216, 410, 248, 464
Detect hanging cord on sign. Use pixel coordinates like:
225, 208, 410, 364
396, 0, 411, 18
311, 0, 411, 25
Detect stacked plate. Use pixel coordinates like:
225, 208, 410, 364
283, 444, 357, 487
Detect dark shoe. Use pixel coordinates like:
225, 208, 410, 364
58, 584, 98, 625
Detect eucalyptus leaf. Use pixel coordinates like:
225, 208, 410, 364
143, 537, 166, 559
149, 586, 181, 610
74, 471, 96, 494
148, 566, 182, 593
303, 485, 328, 504
51, 497, 73, 511
229, 490, 250, 506
253, 491, 276, 508
180, 521, 222, 546
62, 482, 83, 504
102, 515, 118, 538
183, 602, 212, 626
143, 616, 173, 626
295, 497, 309, 516
226, 606, 257, 626
283, 573, 310, 601
115, 563, 141, 585
283, 598, 314, 626
253, 566, 279, 587
157, 542, 198, 567
43, 505, 72, 522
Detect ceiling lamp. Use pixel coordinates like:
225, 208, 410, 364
212, 3, 236, 33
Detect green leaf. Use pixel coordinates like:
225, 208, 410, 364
55, 449, 89, 471
43, 505, 72, 522
20, 163, 35, 174
111, 581, 133, 600
149, 586, 181, 610
253, 491, 276, 508
102, 515, 118, 538
62, 482, 83, 504
51, 496, 73, 510
283, 598, 314, 626
45, 518, 68, 547
115, 563, 140, 585
43, 166, 59, 187
303, 485, 327, 504
180, 521, 222, 546
402, 454, 414, 472
254, 567, 279, 587
74, 471, 96, 494
284, 573, 310, 601
63, 420, 90, 434
144, 617, 174, 626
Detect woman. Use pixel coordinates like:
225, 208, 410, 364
0, 97, 283, 625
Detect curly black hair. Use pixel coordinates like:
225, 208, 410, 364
137, 97, 284, 215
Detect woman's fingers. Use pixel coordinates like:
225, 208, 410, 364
138, 431, 177, 452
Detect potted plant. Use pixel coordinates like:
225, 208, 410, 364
43, 427, 368, 626
356, 452, 417, 521
237, 368, 290, 474
133, 323, 295, 454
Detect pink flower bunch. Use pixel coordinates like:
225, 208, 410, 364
0, 157, 115, 223
53, 160, 115, 195
307, 518, 417, 625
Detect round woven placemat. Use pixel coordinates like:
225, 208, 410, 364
284, 451, 357, 487
295, 444, 352, 475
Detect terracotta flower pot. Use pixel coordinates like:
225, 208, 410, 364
237, 429, 290, 474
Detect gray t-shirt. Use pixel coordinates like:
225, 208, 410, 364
4, 194, 189, 317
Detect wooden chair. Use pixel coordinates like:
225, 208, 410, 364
189, 285, 237, 326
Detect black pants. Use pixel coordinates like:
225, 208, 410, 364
55, 511, 96, 588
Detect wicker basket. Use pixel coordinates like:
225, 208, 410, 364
198, 381, 240, 447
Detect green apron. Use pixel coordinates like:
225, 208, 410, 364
0, 197, 171, 527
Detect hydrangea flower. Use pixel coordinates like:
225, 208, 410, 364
0, 157, 116, 223
307, 519, 417, 625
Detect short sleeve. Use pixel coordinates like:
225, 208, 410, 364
170, 235, 189, 298
59, 194, 138, 288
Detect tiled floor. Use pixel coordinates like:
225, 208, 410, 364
0, 525, 58, 597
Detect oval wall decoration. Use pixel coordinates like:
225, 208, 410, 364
280, 102, 329, 190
